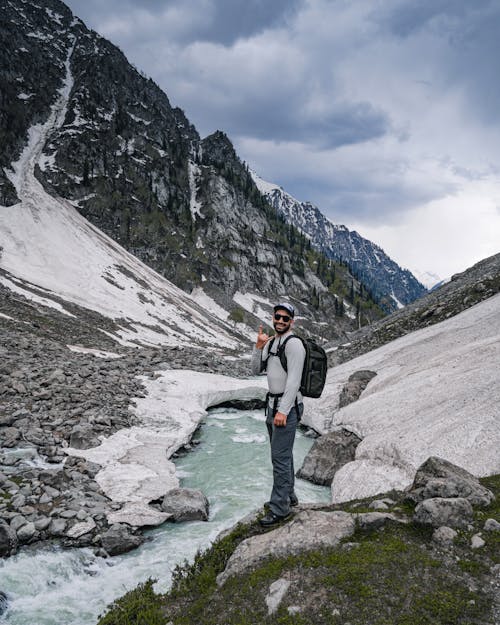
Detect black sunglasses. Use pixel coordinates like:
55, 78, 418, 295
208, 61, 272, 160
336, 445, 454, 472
274, 313, 291, 322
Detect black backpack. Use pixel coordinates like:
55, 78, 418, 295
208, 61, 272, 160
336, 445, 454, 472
262, 335, 328, 398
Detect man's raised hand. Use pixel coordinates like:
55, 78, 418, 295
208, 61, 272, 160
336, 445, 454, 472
255, 324, 269, 349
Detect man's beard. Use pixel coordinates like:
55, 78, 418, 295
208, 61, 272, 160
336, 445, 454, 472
273, 322, 290, 335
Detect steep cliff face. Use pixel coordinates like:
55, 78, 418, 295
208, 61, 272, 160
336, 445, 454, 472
252, 172, 427, 311
1, 0, 384, 338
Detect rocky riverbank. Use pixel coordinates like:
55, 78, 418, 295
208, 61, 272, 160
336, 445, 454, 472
98, 458, 500, 625
0, 312, 252, 559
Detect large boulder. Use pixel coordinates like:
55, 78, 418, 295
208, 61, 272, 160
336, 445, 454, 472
297, 429, 361, 485
409, 457, 494, 507
160, 488, 209, 522
413, 497, 473, 529
0, 522, 18, 557
217, 510, 355, 586
100, 524, 145, 556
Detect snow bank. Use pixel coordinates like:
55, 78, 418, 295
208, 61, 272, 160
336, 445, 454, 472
301, 294, 500, 503
66, 370, 267, 526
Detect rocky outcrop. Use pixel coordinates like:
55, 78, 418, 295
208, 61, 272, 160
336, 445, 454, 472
408, 456, 495, 507
297, 428, 361, 485
407, 457, 495, 530
217, 510, 356, 586
0, 521, 18, 557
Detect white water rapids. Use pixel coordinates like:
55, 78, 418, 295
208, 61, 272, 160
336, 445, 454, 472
0, 408, 329, 625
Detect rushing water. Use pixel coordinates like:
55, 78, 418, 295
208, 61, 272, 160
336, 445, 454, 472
0, 408, 329, 625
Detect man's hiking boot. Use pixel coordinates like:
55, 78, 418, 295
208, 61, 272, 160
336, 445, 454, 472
259, 511, 291, 527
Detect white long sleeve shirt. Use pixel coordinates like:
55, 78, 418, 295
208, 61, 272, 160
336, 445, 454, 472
251, 330, 306, 415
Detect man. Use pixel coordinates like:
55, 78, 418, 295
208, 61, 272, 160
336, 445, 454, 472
252, 302, 306, 527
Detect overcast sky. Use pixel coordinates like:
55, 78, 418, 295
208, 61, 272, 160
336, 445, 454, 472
64, 0, 500, 282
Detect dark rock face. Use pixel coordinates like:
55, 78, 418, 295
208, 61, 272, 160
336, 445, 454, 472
338, 370, 377, 409
297, 429, 361, 485
409, 456, 495, 507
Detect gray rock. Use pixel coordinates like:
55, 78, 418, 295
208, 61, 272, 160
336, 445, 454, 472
17, 522, 36, 543
471, 534, 485, 549
100, 524, 145, 556
0, 522, 18, 557
48, 518, 67, 536
2, 427, 20, 447
356, 512, 404, 531
484, 518, 500, 532
10, 515, 27, 532
432, 526, 457, 544
338, 370, 377, 408
34, 517, 51, 531
0, 590, 8, 617
409, 457, 494, 507
265, 578, 290, 615
0, 413, 17, 426
11, 494, 26, 508
66, 519, 96, 538
39, 492, 52, 504
69, 425, 100, 450
43, 486, 61, 498
297, 429, 361, 485
369, 500, 389, 510
413, 497, 473, 529
217, 510, 355, 586
160, 488, 209, 522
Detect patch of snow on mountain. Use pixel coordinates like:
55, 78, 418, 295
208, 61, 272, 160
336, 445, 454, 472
0, 46, 240, 349
0, 275, 75, 317
302, 293, 500, 502
188, 161, 203, 218
233, 291, 275, 322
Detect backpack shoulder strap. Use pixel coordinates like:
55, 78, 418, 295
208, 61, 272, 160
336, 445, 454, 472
260, 336, 276, 372
277, 334, 302, 372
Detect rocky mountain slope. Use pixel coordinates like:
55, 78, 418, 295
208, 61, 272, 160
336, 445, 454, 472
252, 171, 427, 311
0, 0, 384, 339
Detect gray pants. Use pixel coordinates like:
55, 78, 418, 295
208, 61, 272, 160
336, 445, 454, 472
266, 402, 303, 517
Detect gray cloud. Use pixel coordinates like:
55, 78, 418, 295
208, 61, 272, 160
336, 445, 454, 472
61, 0, 500, 276
65, 0, 303, 45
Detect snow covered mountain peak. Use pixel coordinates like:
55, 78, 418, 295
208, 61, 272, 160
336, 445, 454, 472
251, 171, 427, 311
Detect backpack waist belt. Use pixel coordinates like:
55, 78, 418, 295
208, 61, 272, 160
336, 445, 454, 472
265, 392, 283, 417
265, 392, 301, 420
